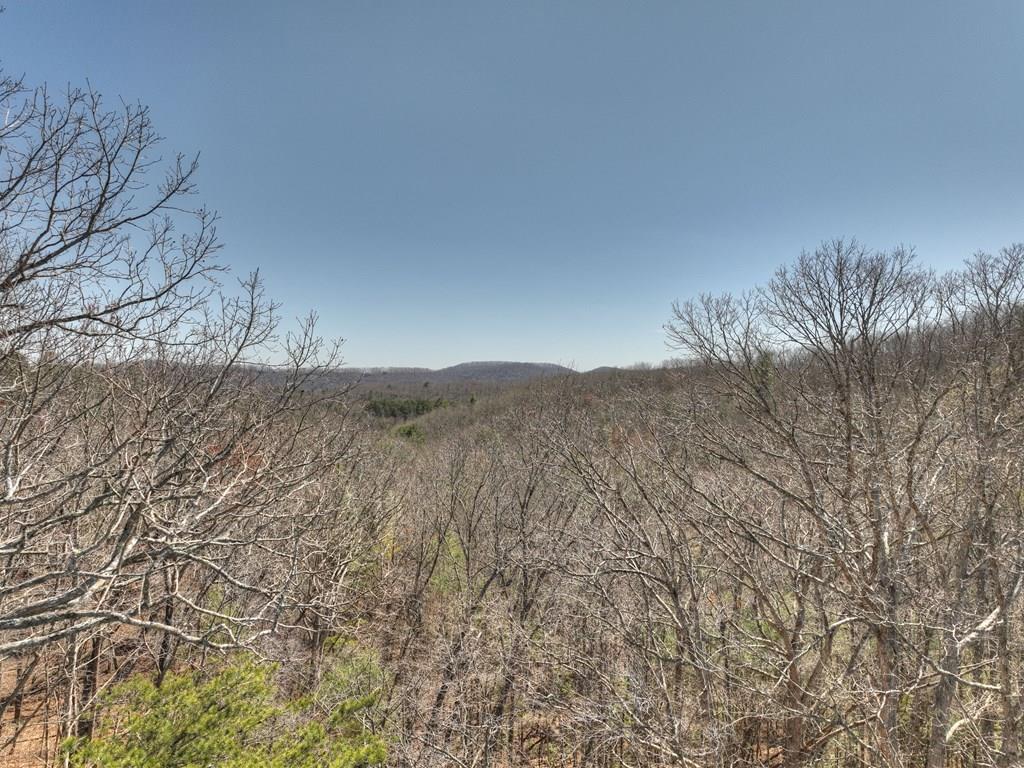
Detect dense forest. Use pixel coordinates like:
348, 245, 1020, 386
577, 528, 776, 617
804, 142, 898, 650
2, 71, 1024, 768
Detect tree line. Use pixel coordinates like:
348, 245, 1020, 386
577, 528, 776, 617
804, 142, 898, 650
365, 396, 449, 420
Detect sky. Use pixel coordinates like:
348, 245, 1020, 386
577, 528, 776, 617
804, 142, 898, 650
2, 2, 1022, 369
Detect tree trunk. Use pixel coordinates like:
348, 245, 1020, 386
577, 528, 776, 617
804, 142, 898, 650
76, 636, 102, 739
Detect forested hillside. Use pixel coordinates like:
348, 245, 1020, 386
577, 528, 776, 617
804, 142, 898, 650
276, 362, 575, 399
2, 69, 1024, 768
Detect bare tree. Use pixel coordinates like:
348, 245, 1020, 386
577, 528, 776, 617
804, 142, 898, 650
0, 71, 391, 757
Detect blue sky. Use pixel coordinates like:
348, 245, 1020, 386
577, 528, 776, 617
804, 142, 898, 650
3, 2, 1022, 369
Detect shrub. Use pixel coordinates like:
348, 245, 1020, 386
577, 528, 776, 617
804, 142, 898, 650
393, 422, 426, 442
64, 660, 387, 768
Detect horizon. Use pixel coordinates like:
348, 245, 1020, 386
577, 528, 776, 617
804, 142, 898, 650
3, 1, 1022, 369
338, 360, 623, 373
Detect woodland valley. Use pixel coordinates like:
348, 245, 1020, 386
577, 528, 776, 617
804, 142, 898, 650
2, 69, 1024, 768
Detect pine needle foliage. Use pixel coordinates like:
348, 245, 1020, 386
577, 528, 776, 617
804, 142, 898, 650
64, 660, 387, 768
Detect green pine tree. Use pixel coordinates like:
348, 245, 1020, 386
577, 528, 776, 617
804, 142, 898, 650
64, 659, 387, 768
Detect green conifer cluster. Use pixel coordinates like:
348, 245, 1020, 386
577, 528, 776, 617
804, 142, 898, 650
64, 660, 387, 768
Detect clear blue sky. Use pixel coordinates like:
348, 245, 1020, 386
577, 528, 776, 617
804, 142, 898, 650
3, 2, 1022, 369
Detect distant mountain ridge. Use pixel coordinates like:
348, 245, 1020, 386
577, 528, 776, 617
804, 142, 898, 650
425, 361, 572, 382
347, 361, 574, 387
251, 361, 590, 394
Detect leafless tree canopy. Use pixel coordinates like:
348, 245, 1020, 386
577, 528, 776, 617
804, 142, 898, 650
2, 70, 1024, 768
0, 71, 391, 755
